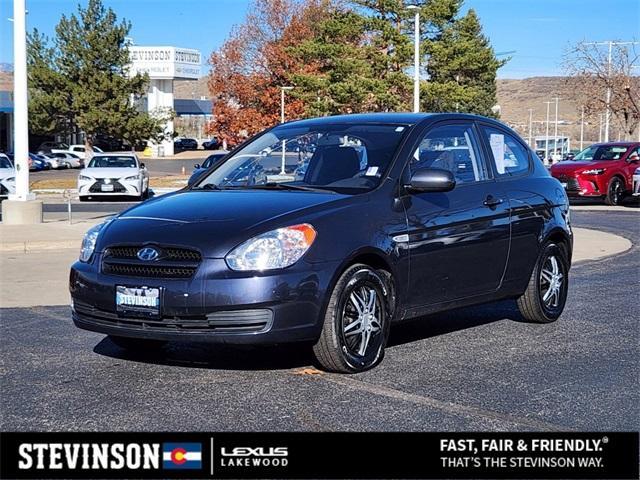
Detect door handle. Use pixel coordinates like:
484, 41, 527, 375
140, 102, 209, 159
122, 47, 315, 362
483, 195, 504, 208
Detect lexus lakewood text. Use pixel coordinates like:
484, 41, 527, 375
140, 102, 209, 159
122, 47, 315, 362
70, 113, 573, 373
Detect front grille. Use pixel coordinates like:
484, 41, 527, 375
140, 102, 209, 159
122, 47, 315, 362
89, 179, 127, 193
557, 175, 580, 191
73, 300, 273, 334
102, 263, 197, 278
106, 246, 201, 262
102, 245, 202, 279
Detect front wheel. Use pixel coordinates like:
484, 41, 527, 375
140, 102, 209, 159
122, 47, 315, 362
313, 264, 393, 373
516, 242, 569, 323
605, 176, 625, 206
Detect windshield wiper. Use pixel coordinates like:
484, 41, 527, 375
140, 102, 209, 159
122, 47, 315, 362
246, 182, 334, 193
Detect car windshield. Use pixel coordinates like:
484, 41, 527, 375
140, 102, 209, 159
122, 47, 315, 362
573, 145, 630, 161
87, 156, 137, 168
194, 123, 409, 193
0, 157, 12, 168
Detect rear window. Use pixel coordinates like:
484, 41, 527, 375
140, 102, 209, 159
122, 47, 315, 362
480, 126, 530, 176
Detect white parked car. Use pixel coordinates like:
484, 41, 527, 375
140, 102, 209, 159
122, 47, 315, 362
52, 144, 104, 161
633, 167, 640, 196
77, 153, 149, 201
47, 151, 83, 168
0, 153, 16, 197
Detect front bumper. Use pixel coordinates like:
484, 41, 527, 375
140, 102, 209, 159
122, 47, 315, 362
554, 173, 605, 198
78, 178, 142, 197
70, 255, 340, 345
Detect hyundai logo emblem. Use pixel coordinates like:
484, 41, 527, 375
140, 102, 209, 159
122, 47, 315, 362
137, 247, 159, 261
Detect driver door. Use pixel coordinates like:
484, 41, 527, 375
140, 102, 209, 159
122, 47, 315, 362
402, 121, 511, 309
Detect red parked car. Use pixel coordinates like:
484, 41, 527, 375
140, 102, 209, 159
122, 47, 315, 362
550, 142, 640, 205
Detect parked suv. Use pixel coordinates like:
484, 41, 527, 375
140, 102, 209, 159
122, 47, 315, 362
70, 113, 572, 373
550, 142, 640, 205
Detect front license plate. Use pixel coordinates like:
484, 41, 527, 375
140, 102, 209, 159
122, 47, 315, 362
101, 184, 114, 192
116, 286, 160, 316
560, 182, 567, 188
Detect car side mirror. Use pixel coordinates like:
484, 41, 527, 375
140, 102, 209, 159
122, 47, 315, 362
194, 164, 200, 169
406, 168, 456, 193
140, 163, 146, 169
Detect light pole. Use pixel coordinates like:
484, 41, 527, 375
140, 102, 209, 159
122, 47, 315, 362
407, 5, 420, 113
2, 0, 42, 223
553, 97, 559, 161
279, 86, 294, 175
544, 101, 552, 164
580, 105, 584, 150
280, 86, 294, 124
528, 108, 533, 147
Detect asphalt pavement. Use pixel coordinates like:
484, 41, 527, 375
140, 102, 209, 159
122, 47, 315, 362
0, 211, 638, 431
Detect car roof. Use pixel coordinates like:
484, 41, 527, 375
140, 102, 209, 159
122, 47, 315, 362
588, 142, 639, 148
279, 112, 501, 128
91, 152, 138, 156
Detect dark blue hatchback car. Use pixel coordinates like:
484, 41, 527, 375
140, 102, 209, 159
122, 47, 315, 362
70, 113, 572, 373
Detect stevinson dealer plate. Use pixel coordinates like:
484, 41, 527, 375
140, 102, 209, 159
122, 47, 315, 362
116, 286, 160, 316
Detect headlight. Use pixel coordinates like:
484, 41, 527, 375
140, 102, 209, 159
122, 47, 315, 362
582, 168, 605, 175
78, 175, 92, 181
226, 224, 317, 271
79, 223, 105, 262
124, 174, 140, 181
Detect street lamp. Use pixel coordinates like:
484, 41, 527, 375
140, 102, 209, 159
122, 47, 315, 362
407, 5, 420, 113
279, 86, 294, 175
544, 101, 552, 165
280, 86, 294, 124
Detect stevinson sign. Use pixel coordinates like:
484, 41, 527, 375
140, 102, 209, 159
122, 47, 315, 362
128, 46, 201, 80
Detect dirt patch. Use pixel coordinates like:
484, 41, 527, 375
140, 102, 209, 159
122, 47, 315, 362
30, 175, 189, 190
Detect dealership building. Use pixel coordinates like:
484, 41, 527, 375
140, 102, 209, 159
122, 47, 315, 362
0, 45, 208, 155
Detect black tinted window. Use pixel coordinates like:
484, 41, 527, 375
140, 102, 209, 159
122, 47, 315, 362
481, 126, 530, 176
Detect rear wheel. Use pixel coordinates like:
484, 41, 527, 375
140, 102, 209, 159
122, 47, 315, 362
108, 335, 166, 351
313, 264, 393, 373
605, 176, 625, 206
516, 242, 569, 323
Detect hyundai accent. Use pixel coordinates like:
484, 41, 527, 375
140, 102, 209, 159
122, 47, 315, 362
70, 113, 573, 373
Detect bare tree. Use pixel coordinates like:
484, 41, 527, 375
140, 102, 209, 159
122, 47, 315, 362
564, 41, 640, 139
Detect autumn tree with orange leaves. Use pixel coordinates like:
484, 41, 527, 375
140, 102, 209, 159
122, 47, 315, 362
206, 0, 327, 145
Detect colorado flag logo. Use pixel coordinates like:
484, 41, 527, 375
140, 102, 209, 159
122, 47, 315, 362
162, 443, 202, 469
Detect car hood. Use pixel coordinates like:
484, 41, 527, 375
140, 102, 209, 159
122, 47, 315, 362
0, 168, 15, 180
81, 167, 139, 178
97, 189, 355, 258
550, 160, 614, 174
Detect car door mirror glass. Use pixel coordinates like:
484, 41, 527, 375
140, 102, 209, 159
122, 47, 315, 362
139, 162, 146, 169
406, 168, 456, 193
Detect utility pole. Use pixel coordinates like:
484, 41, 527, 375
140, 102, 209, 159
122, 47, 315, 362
2, 0, 42, 223
544, 101, 552, 164
580, 105, 584, 150
583, 41, 640, 142
528, 108, 533, 147
598, 114, 604, 142
408, 5, 420, 113
280, 86, 294, 124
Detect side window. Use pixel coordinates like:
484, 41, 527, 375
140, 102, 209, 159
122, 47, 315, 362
480, 126, 530, 176
410, 123, 487, 184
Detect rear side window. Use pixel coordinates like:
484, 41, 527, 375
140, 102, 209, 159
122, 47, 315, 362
480, 126, 530, 177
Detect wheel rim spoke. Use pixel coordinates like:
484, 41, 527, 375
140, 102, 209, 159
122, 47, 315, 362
540, 254, 564, 308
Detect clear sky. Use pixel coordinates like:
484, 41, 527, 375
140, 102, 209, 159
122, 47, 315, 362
1, 0, 639, 79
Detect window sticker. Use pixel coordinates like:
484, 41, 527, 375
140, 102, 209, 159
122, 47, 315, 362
365, 166, 379, 176
489, 133, 505, 174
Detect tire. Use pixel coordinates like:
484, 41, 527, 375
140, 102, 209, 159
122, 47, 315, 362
605, 176, 625, 206
312, 264, 393, 373
108, 335, 166, 351
516, 242, 569, 323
